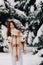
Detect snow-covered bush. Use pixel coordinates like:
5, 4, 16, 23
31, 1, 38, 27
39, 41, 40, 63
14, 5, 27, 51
36, 49, 43, 57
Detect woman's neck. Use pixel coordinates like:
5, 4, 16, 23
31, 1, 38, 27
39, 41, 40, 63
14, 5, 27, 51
11, 27, 15, 30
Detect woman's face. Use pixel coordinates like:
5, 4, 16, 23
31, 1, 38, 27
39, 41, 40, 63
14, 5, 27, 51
10, 22, 14, 29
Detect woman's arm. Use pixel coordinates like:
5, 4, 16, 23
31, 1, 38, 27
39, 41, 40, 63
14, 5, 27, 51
20, 32, 27, 53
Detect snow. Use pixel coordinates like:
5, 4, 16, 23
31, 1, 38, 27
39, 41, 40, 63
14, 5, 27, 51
0, 53, 13, 65
23, 53, 43, 65
36, 49, 43, 56
15, 9, 27, 18
0, 51, 43, 65
32, 36, 39, 45
37, 24, 43, 37
35, 0, 43, 6
7, 0, 14, 8
32, 24, 43, 45
30, 5, 34, 13
0, 0, 5, 9
27, 31, 35, 44
23, 0, 30, 9
1, 25, 7, 39
7, 0, 20, 8
0, 0, 5, 6
28, 32, 33, 44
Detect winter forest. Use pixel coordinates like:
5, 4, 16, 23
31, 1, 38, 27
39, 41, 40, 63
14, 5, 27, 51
0, 0, 43, 65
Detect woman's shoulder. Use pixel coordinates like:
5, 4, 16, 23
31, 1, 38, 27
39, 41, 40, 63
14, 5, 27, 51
13, 28, 19, 34
18, 30, 23, 37
12, 28, 23, 36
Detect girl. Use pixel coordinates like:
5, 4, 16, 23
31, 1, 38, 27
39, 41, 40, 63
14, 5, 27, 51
4, 20, 26, 61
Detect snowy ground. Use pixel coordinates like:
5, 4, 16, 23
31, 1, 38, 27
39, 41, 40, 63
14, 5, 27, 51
0, 47, 43, 65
